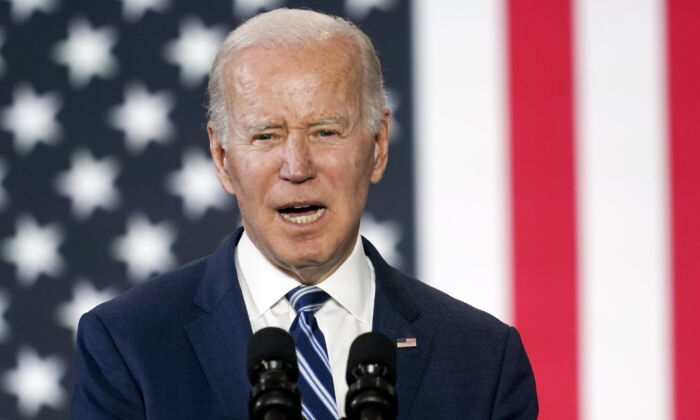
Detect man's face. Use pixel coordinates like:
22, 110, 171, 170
209, 38, 390, 284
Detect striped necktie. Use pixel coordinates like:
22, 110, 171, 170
286, 286, 338, 420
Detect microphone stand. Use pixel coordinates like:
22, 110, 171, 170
262, 408, 290, 420
345, 374, 396, 420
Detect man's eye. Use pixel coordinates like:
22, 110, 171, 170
318, 130, 337, 137
254, 133, 273, 141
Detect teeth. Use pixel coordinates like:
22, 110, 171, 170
280, 208, 325, 224
293, 205, 310, 209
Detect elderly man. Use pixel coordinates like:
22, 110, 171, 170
72, 8, 537, 420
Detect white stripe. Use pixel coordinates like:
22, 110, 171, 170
297, 362, 337, 417
298, 303, 324, 312
289, 286, 314, 306
412, 0, 511, 322
297, 352, 337, 409
290, 286, 318, 307
298, 314, 333, 372
297, 352, 338, 416
301, 404, 316, 420
574, 1, 672, 419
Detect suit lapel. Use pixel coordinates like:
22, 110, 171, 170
365, 238, 432, 420
184, 230, 253, 417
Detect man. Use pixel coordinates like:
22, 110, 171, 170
72, 8, 538, 420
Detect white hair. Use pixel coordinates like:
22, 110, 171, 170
206, 8, 386, 141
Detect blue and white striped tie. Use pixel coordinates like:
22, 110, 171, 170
286, 286, 338, 420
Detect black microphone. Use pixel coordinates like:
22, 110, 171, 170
247, 327, 301, 420
345, 332, 397, 420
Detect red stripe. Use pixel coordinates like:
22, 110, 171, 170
507, 1, 579, 418
667, 1, 700, 419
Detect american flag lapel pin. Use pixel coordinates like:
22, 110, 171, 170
396, 337, 417, 348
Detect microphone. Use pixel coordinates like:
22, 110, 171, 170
344, 332, 397, 420
247, 327, 301, 420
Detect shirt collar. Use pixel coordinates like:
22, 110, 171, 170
315, 234, 373, 325
236, 230, 372, 325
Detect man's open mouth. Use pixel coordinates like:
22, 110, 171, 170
277, 204, 326, 224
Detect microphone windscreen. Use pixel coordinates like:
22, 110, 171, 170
247, 327, 297, 383
346, 332, 396, 385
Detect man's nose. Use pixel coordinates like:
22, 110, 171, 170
278, 133, 316, 183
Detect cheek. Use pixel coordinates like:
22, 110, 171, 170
227, 153, 274, 195
322, 149, 374, 204
325, 141, 374, 172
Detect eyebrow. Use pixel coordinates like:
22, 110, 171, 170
309, 117, 348, 127
247, 117, 348, 133
248, 122, 284, 132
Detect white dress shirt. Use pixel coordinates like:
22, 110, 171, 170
235, 231, 376, 418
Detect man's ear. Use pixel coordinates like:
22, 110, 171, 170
208, 122, 237, 196
370, 108, 391, 184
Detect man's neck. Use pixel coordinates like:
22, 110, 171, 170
246, 232, 359, 286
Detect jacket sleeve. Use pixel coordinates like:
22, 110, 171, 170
71, 311, 146, 420
491, 327, 539, 420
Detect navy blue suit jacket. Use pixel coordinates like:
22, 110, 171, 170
72, 229, 538, 419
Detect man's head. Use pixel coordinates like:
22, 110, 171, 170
207, 9, 391, 285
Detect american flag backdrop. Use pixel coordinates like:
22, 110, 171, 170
0, 0, 698, 419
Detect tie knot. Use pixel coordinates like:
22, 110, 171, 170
286, 286, 331, 314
